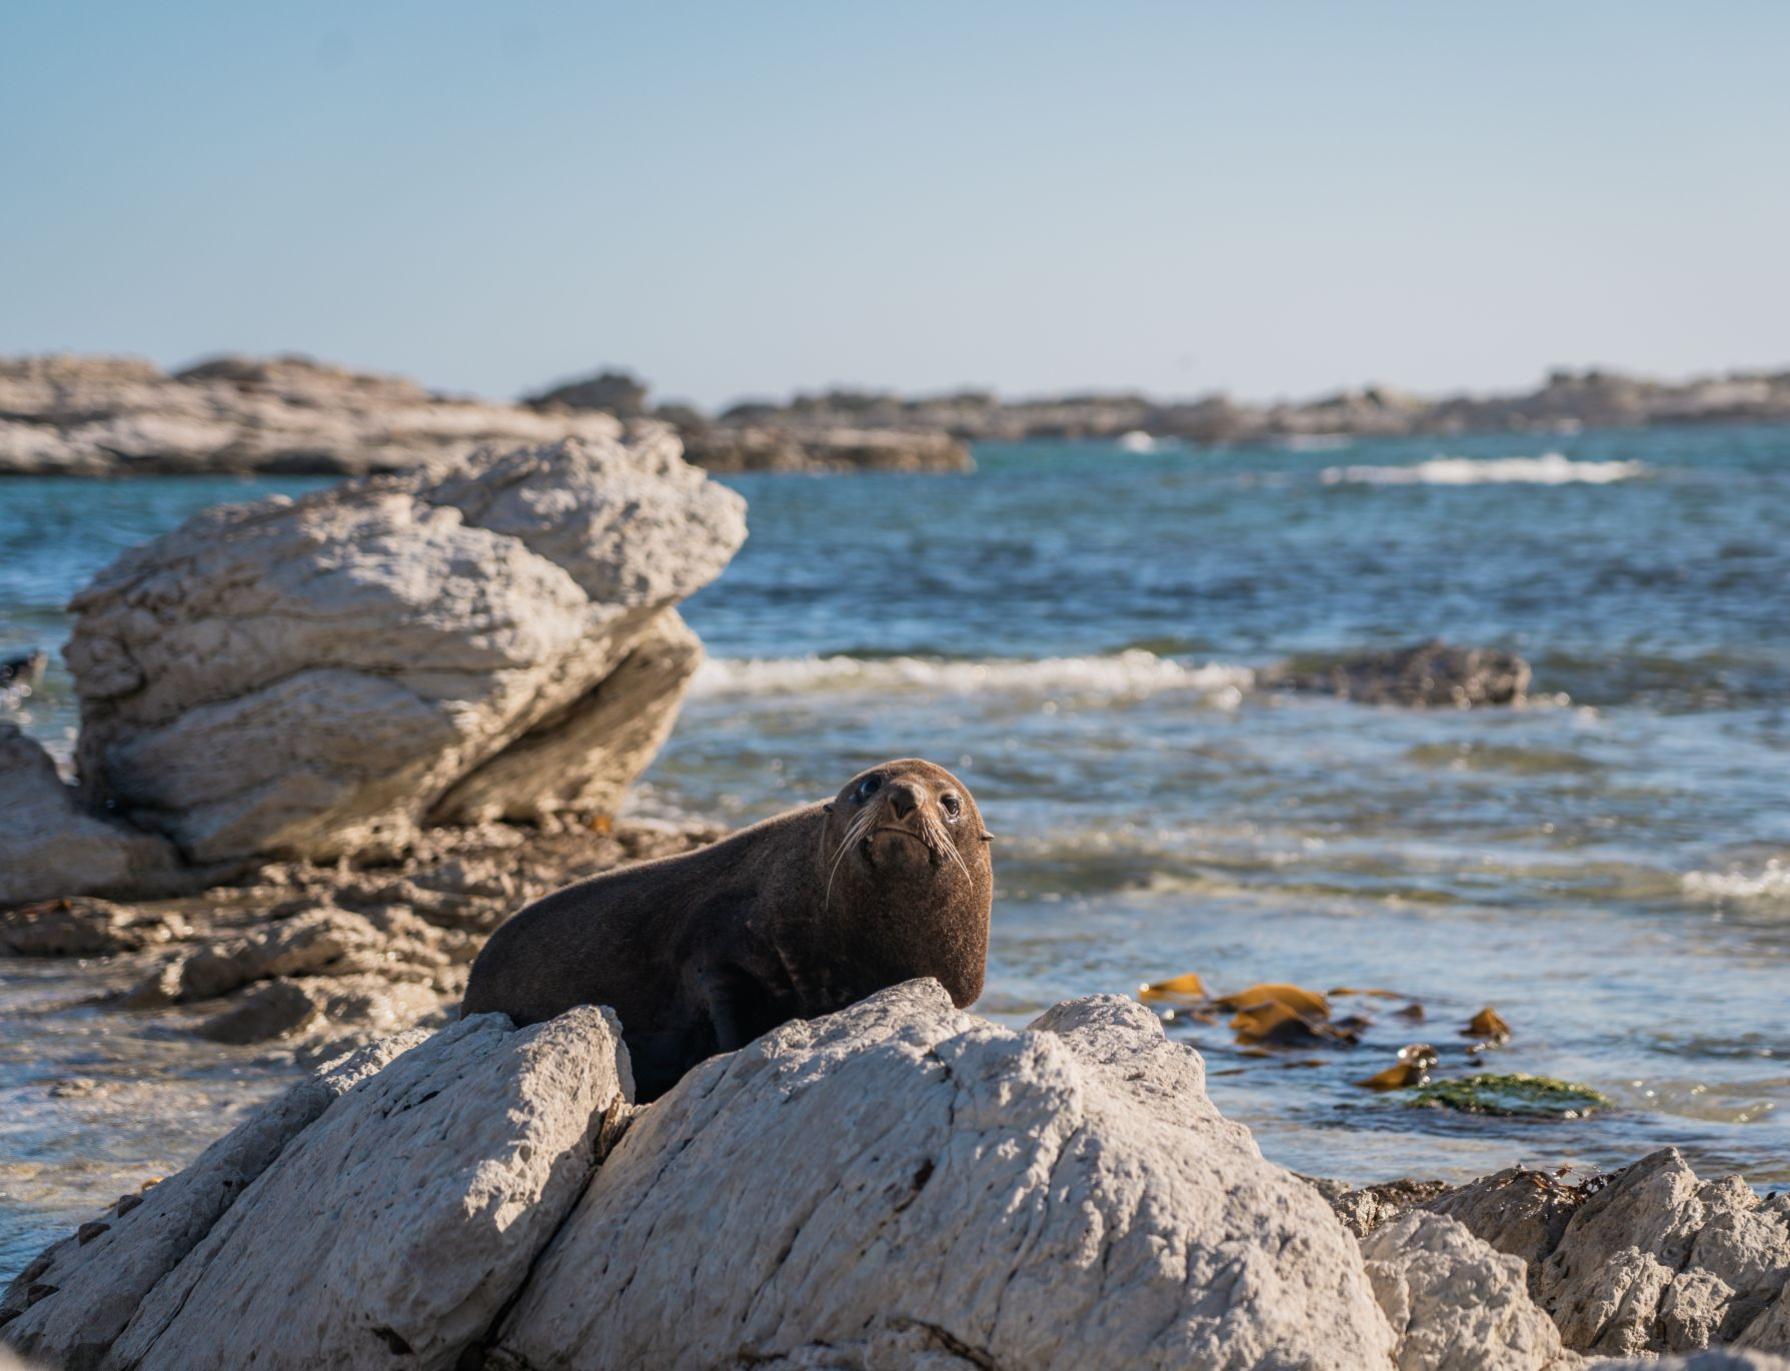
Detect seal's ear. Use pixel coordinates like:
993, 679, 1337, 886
823, 803, 833, 814
980, 830, 994, 842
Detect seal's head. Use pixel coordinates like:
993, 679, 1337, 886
818, 758, 993, 1006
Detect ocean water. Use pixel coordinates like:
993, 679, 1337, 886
3, 426, 1789, 1269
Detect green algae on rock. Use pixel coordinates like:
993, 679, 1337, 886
1409, 1073, 1610, 1118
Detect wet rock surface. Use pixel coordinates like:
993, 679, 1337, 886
93, 816, 719, 1051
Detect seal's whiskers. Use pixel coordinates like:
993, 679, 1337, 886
824, 802, 879, 911
922, 810, 973, 885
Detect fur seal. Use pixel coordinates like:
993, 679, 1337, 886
462, 758, 993, 1099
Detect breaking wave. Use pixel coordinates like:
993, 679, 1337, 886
1322, 453, 1645, 486
1682, 859, 1790, 903
691, 649, 1254, 704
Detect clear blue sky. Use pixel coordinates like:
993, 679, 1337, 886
3, 2, 1786, 408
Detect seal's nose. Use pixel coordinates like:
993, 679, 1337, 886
887, 781, 922, 818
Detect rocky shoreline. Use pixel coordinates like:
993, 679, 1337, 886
4, 981, 1787, 1370
716, 366, 1790, 444
4, 419, 1786, 1367
7, 352, 1789, 484
0, 355, 971, 478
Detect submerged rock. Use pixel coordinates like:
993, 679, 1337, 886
0, 652, 47, 689
1270, 640, 1533, 708
64, 433, 745, 866
1408, 1073, 1609, 1118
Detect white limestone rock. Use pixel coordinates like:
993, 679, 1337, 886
1537, 1149, 1790, 1357
490, 981, 1394, 1371
1361, 1210, 1573, 1371
101, 1009, 631, 1371
64, 434, 745, 863
0, 1033, 422, 1369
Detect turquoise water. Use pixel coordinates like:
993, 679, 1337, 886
2, 429, 1788, 1255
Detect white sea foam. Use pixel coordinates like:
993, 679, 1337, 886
691, 649, 1254, 705
1322, 452, 1645, 486
1682, 859, 1790, 903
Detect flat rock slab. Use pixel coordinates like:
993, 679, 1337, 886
490, 981, 1392, 1371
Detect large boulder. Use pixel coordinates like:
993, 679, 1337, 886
5, 983, 1397, 1371
63, 434, 745, 864
489, 983, 1393, 1369
0, 726, 180, 905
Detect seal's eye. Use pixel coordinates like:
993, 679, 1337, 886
940, 792, 962, 822
855, 775, 882, 802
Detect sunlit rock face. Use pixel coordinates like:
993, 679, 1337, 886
63, 433, 746, 866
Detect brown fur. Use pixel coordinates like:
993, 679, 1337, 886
462, 759, 992, 1099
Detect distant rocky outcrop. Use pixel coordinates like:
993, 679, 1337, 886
0, 353, 971, 478
681, 423, 972, 473
7, 980, 1788, 1370
532, 368, 974, 473
709, 367, 1790, 444
2, 430, 745, 905
0, 354, 628, 477
10, 353, 1784, 479
524, 368, 650, 418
